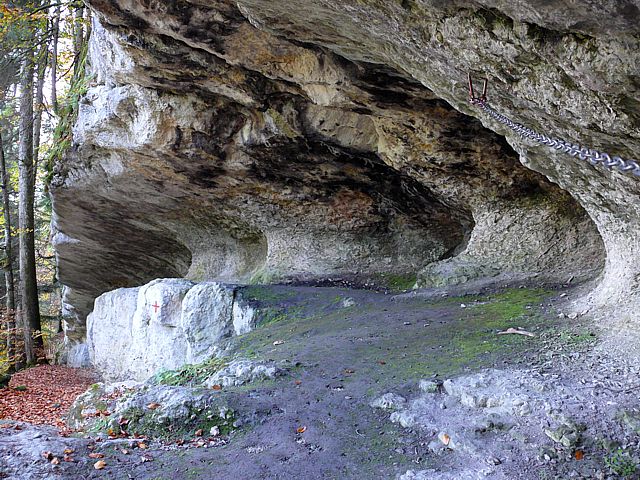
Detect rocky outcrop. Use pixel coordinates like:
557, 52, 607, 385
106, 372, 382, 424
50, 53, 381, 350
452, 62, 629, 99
376, 364, 640, 480
50, 0, 640, 352
86, 279, 258, 381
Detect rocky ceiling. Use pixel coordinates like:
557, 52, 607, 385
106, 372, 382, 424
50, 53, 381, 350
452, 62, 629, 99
51, 0, 640, 347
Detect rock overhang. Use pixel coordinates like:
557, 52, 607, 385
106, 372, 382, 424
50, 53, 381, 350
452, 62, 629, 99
52, 0, 640, 353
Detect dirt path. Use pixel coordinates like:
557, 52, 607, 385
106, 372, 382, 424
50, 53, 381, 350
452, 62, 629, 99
1, 283, 637, 479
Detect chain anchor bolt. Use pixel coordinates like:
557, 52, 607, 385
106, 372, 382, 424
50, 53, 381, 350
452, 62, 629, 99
468, 73, 488, 105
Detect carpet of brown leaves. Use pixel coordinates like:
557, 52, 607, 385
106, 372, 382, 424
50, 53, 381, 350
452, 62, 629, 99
0, 365, 96, 428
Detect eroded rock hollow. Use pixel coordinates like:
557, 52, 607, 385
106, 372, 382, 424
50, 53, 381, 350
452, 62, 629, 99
51, 0, 640, 357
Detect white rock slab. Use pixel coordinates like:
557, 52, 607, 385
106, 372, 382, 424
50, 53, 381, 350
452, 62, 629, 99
86, 278, 257, 381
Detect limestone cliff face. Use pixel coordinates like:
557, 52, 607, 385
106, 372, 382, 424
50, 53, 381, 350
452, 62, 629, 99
51, 0, 640, 349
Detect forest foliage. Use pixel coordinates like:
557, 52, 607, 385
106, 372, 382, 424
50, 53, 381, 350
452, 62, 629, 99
0, 0, 90, 373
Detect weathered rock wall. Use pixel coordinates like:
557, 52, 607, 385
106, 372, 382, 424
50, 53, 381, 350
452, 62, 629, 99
84, 279, 257, 381
50, 0, 640, 352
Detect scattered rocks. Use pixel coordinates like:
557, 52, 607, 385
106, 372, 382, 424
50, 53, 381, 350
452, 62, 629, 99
442, 370, 536, 416
618, 409, 640, 434
370, 393, 407, 411
418, 380, 439, 393
205, 359, 282, 388
377, 361, 640, 480
342, 298, 356, 308
544, 424, 581, 448
0, 422, 92, 480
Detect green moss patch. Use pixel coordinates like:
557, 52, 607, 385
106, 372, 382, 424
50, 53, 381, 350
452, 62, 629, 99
111, 405, 237, 441
148, 358, 227, 387
373, 273, 417, 292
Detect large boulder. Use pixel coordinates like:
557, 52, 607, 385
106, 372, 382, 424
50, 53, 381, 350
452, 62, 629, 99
86, 279, 258, 381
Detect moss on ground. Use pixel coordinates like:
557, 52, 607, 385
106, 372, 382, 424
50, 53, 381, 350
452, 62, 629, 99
373, 273, 417, 292
256, 306, 303, 328
90, 402, 238, 441
148, 358, 227, 387
240, 285, 298, 303
235, 286, 559, 395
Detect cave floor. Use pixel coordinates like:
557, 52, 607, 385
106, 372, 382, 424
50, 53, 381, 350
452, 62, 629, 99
2, 281, 639, 479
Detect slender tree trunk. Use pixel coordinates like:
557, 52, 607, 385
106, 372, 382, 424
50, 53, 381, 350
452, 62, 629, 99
50, 4, 61, 114
18, 51, 40, 365
33, 45, 48, 169
73, 4, 85, 77
84, 8, 92, 43
0, 131, 16, 372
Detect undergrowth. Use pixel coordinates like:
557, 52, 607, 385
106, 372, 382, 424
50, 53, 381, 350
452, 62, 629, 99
606, 448, 638, 477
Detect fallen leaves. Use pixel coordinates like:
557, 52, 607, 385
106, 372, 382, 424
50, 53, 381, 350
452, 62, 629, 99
574, 450, 584, 460
211, 384, 222, 391
497, 327, 535, 337
41, 451, 63, 465
296, 426, 307, 434
0, 365, 96, 428
93, 460, 107, 470
146, 402, 161, 410
438, 432, 451, 446
88, 452, 105, 459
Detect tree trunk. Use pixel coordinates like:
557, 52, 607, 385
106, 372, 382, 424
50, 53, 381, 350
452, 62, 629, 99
0, 131, 16, 372
18, 51, 40, 365
84, 8, 92, 43
50, 4, 61, 114
73, 4, 85, 77
33, 44, 48, 169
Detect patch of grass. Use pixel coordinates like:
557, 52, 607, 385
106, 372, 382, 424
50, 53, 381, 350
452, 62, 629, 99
186, 468, 206, 479
557, 329, 597, 347
374, 273, 417, 292
88, 416, 111, 434
256, 306, 302, 328
235, 286, 557, 400
447, 288, 551, 365
95, 404, 238, 441
476, 288, 549, 325
606, 448, 637, 477
240, 285, 296, 303
148, 358, 227, 387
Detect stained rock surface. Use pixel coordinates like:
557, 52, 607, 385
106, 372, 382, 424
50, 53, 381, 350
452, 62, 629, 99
49, 0, 640, 352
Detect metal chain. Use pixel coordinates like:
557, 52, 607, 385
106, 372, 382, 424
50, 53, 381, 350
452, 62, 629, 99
467, 76, 640, 177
